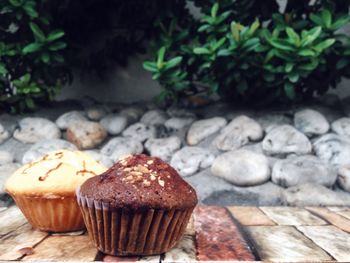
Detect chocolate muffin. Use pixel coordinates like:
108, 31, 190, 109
76, 154, 197, 256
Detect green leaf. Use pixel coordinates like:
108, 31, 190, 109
288, 72, 299, 83
29, 22, 46, 42
242, 38, 260, 52
48, 41, 67, 51
268, 39, 295, 52
193, 47, 211, 55
314, 39, 335, 52
0, 63, 7, 74
22, 42, 42, 54
298, 49, 316, 56
284, 82, 295, 99
285, 62, 294, 73
286, 27, 300, 46
310, 13, 324, 26
143, 61, 158, 72
25, 97, 35, 109
217, 49, 232, 56
321, 9, 332, 28
211, 3, 219, 18
23, 4, 38, 18
248, 20, 260, 36
157, 46, 166, 69
47, 30, 65, 42
301, 26, 322, 47
165, 56, 182, 69
198, 24, 210, 32
9, 0, 21, 7
41, 52, 50, 63
331, 16, 350, 30
212, 37, 226, 51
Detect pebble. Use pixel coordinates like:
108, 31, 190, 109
164, 117, 195, 131
338, 166, 350, 192
86, 106, 107, 121
283, 183, 350, 206
101, 137, 143, 162
140, 110, 169, 126
255, 112, 293, 133
331, 118, 350, 138
83, 150, 114, 167
56, 111, 87, 130
122, 122, 156, 142
66, 121, 107, 149
272, 155, 337, 187
0, 163, 21, 195
22, 139, 77, 163
145, 136, 181, 161
187, 117, 227, 145
211, 149, 270, 186
100, 114, 128, 135
212, 115, 264, 151
294, 109, 329, 136
119, 106, 144, 124
0, 151, 14, 165
313, 133, 350, 167
13, 117, 61, 144
262, 125, 312, 156
0, 123, 10, 144
170, 146, 215, 177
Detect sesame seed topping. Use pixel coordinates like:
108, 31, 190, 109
150, 175, 156, 181
147, 160, 154, 164
158, 179, 165, 187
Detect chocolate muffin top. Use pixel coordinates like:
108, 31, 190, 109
80, 154, 197, 210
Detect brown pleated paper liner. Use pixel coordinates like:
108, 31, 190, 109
76, 188, 194, 256
11, 194, 85, 232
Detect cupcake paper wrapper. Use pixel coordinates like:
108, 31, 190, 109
76, 188, 194, 256
12, 194, 85, 232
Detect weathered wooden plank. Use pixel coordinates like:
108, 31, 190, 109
307, 207, 350, 233
0, 223, 48, 261
163, 235, 196, 262
228, 206, 275, 226
327, 206, 350, 220
245, 226, 332, 262
194, 206, 255, 261
0, 206, 27, 236
298, 225, 350, 262
260, 207, 327, 226
22, 234, 98, 261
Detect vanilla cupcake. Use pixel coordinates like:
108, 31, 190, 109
5, 149, 107, 232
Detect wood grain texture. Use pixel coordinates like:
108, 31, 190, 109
0, 206, 27, 236
307, 207, 350, 233
260, 207, 327, 226
0, 223, 48, 261
228, 206, 275, 226
245, 226, 332, 262
327, 206, 350, 220
194, 206, 255, 261
298, 225, 350, 262
22, 234, 98, 261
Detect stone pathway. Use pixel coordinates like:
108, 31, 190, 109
1, 96, 350, 207
1, 205, 350, 262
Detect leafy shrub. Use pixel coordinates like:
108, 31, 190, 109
144, 0, 350, 105
0, 0, 68, 112
0, 0, 186, 112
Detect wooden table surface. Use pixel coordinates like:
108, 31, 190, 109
1, 205, 350, 262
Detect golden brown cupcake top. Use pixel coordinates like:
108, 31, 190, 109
79, 154, 198, 210
5, 150, 107, 197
